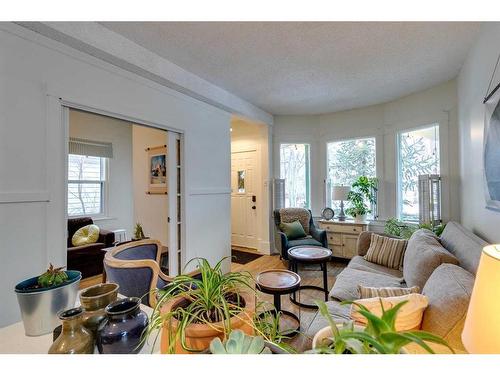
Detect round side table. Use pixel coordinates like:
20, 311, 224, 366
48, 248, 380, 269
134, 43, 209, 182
256, 269, 301, 337
287, 246, 332, 309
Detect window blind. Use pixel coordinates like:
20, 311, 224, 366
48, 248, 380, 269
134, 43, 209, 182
69, 137, 113, 158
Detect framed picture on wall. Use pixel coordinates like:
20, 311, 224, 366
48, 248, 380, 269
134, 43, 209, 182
147, 145, 167, 194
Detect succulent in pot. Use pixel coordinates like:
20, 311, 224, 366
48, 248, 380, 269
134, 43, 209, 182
309, 300, 454, 354
143, 257, 255, 354
209, 329, 271, 354
14, 264, 81, 336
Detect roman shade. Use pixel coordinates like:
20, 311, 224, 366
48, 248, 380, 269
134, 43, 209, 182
69, 137, 113, 158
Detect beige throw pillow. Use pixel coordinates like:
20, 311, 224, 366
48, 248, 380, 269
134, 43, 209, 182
358, 285, 420, 299
350, 293, 429, 331
364, 233, 408, 270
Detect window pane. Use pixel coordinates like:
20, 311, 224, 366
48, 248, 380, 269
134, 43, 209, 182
398, 125, 440, 222
68, 154, 105, 216
280, 144, 310, 208
68, 154, 104, 181
326, 138, 376, 213
67, 182, 102, 216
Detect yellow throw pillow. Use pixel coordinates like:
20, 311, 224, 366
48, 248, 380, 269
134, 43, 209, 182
72, 224, 100, 247
350, 293, 429, 331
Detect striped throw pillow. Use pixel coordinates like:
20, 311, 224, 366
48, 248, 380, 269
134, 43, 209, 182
364, 233, 408, 270
358, 285, 420, 299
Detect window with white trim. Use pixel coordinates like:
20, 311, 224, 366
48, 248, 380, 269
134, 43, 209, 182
326, 137, 376, 215
279, 143, 311, 208
67, 154, 107, 217
397, 124, 440, 222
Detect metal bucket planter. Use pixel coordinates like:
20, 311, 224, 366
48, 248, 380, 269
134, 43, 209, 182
14, 271, 82, 336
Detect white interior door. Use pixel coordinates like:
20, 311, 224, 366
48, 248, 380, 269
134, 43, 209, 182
231, 150, 258, 249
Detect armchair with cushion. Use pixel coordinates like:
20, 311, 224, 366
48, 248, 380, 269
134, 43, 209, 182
274, 208, 328, 260
67, 217, 115, 279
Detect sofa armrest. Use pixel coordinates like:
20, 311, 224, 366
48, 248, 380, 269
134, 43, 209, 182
99, 230, 115, 247
274, 230, 289, 258
357, 231, 401, 256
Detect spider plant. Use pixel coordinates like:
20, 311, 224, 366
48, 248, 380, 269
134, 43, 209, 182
310, 299, 454, 354
251, 303, 296, 353
143, 257, 255, 353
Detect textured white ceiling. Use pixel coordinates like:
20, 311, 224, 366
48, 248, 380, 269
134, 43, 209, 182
100, 22, 481, 115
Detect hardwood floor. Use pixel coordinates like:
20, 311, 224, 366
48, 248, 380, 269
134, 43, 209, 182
78, 254, 347, 352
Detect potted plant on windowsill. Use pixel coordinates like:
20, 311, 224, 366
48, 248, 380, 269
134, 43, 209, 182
310, 300, 453, 354
143, 257, 256, 354
345, 176, 377, 223
14, 264, 82, 336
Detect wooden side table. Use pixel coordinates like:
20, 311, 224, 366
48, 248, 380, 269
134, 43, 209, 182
256, 269, 301, 337
288, 246, 332, 309
318, 219, 368, 260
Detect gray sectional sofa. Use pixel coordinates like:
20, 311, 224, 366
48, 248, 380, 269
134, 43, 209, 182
304, 221, 488, 352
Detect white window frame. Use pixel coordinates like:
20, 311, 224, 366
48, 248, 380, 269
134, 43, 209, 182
325, 136, 377, 217
396, 123, 440, 223
67, 155, 109, 219
279, 142, 311, 209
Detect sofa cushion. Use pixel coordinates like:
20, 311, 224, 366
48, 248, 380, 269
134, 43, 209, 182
350, 293, 429, 331
72, 224, 100, 247
403, 229, 459, 290
421, 263, 474, 352
279, 220, 307, 240
358, 285, 420, 298
305, 300, 351, 343
439, 221, 488, 275
348, 256, 404, 278
288, 237, 323, 248
364, 233, 408, 270
330, 267, 404, 301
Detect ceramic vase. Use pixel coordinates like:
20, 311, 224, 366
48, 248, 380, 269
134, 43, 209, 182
96, 297, 148, 354
48, 307, 94, 354
79, 283, 119, 335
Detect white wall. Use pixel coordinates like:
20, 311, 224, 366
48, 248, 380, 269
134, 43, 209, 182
457, 23, 500, 243
273, 79, 459, 223
69, 109, 134, 235
230, 117, 271, 253
132, 125, 169, 246
0, 24, 231, 327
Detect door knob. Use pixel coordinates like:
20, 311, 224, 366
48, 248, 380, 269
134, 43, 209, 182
252, 205, 256, 209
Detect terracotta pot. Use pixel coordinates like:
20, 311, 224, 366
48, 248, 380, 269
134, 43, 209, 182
160, 290, 255, 354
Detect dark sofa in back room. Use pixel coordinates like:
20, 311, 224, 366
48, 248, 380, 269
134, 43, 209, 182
67, 217, 115, 279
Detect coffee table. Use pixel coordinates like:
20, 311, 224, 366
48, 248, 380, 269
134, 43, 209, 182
256, 269, 301, 337
288, 245, 332, 309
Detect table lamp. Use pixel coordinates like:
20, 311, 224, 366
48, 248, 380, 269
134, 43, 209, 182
462, 244, 500, 353
332, 185, 350, 221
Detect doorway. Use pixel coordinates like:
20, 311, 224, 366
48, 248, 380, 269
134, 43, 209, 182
65, 107, 184, 284
230, 116, 271, 255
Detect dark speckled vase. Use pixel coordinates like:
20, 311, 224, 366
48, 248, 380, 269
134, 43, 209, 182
96, 297, 148, 354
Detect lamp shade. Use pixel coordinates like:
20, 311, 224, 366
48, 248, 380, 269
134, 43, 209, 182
462, 245, 500, 353
332, 185, 350, 201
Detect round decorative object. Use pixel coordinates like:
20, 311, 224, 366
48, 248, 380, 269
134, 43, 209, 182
96, 297, 148, 354
321, 207, 334, 221
72, 224, 100, 247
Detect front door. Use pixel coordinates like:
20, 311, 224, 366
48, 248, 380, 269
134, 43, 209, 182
231, 150, 258, 249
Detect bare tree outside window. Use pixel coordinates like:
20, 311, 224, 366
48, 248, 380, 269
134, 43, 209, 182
67, 154, 106, 216
326, 138, 376, 214
398, 125, 440, 222
280, 144, 310, 208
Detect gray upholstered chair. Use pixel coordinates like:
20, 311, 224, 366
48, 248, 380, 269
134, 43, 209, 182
103, 239, 173, 307
274, 208, 328, 260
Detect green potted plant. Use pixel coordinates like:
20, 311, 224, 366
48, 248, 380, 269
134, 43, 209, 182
310, 300, 453, 354
14, 264, 82, 336
209, 329, 272, 354
345, 176, 377, 223
133, 222, 146, 240
143, 257, 256, 354
384, 217, 447, 239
